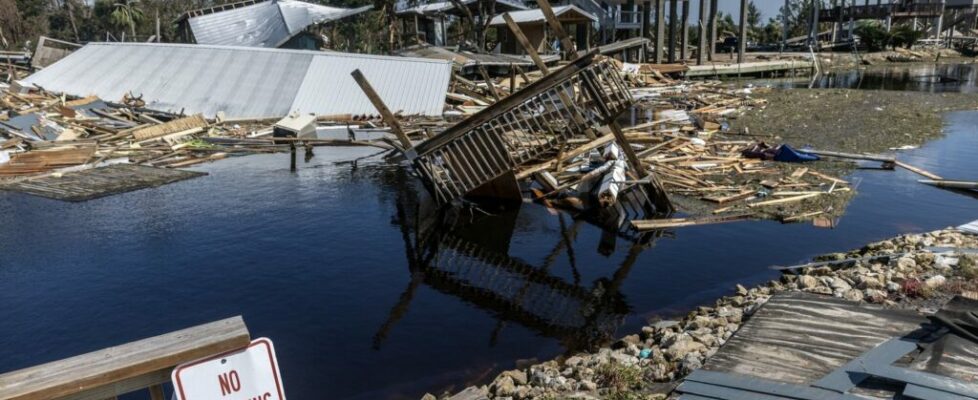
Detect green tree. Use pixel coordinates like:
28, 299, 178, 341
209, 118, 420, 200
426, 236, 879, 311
890, 24, 924, 49
746, 0, 761, 40
853, 21, 888, 51
111, 0, 144, 38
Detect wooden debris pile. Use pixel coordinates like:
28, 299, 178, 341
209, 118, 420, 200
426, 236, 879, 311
0, 87, 396, 181
512, 78, 855, 228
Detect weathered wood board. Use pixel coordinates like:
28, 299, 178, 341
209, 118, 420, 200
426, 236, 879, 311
0, 164, 206, 202
703, 292, 928, 385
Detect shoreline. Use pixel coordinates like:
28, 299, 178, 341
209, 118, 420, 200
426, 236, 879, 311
430, 226, 978, 400
427, 84, 978, 400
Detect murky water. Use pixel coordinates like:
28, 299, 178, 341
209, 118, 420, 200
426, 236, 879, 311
755, 62, 978, 93
1, 78, 976, 399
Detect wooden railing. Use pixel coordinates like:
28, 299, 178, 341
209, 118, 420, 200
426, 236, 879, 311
0, 316, 250, 400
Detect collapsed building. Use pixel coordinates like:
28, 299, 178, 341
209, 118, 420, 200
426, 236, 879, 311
173, 0, 373, 50
18, 42, 452, 119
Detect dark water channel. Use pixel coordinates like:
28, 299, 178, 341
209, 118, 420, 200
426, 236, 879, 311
1, 68, 977, 399
756, 62, 978, 93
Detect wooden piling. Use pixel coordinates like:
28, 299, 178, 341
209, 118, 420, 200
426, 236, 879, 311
738, 0, 747, 64
656, 0, 666, 63
681, 0, 689, 60
641, 0, 651, 62
290, 142, 297, 171
708, 0, 717, 61
351, 69, 412, 150
668, 0, 678, 63
697, 0, 707, 65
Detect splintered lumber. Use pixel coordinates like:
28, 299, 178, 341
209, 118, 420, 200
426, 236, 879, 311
0, 164, 207, 201
0, 146, 96, 176
807, 170, 848, 185
631, 212, 752, 230
806, 149, 895, 163
131, 114, 208, 141
703, 189, 755, 204
516, 134, 614, 179
894, 160, 942, 180
782, 210, 824, 222
748, 193, 820, 208
918, 179, 978, 190
351, 69, 411, 149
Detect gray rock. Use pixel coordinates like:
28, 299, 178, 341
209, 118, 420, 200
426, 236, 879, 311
565, 355, 584, 367
610, 351, 638, 366
830, 277, 852, 291
448, 386, 488, 400
687, 315, 713, 330
680, 352, 703, 374
886, 282, 902, 292
500, 369, 527, 386
925, 275, 946, 288
896, 256, 917, 271
735, 284, 749, 296
843, 288, 864, 302
798, 275, 819, 289
665, 336, 707, 360
491, 376, 517, 397
579, 379, 597, 391
421, 393, 437, 400
651, 320, 679, 330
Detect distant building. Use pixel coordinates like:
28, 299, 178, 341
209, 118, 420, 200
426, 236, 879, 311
488, 5, 599, 54
174, 0, 372, 50
396, 0, 528, 46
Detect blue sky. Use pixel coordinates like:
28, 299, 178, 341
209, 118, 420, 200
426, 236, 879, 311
680, 0, 789, 24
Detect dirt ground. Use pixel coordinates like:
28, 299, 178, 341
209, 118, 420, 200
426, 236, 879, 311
672, 88, 977, 222
731, 88, 978, 154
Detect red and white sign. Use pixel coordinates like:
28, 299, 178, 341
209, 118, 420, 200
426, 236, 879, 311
173, 338, 286, 400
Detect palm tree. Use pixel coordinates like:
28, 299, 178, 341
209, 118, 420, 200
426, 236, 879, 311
111, 0, 144, 39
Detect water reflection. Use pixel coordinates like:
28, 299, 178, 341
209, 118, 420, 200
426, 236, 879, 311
374, 186, 664, 354
758, 63, 978, 93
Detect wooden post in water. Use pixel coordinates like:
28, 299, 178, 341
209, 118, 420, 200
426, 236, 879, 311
290, 142, 297, 171
351, 69, 412, 150
656, 0, 666, 63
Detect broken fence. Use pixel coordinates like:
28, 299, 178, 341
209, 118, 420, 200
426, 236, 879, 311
408, 52, 633, 205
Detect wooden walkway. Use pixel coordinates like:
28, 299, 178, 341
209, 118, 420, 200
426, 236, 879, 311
0, 164, 206, 201
699, 292, 978, 398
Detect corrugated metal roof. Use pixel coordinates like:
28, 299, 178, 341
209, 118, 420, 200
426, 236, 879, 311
189, 1, 290, 47
489, 5, 598, 25
291, 52, 452, 116
21, 43, 452, 119
189, 0, 371, 48
397, 0, 526, 16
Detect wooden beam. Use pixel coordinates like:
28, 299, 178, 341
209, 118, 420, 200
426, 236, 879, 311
535, 0, 577, 58
503, 13, 550, 73
476, 63, 501, 102
0, 317, 250, 400
895, 160, 942, 180
351, 69, 412, 149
